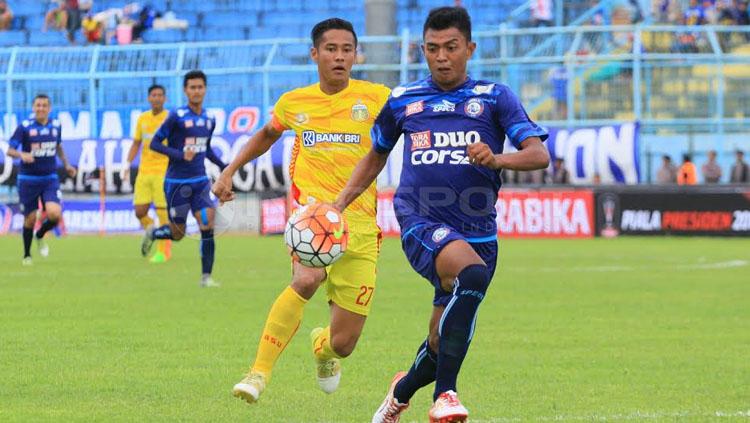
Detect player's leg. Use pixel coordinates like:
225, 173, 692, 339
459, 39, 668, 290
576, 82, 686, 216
142, 181, 187, 255
193, 206, 217, 287
233, 262, 326, 403
18, 180, 39, 264
428, 240, 489, 422
312, 232, 377, 394
133, 173, 154, 229
35, 181, 63, 258
152, 174, 171, 262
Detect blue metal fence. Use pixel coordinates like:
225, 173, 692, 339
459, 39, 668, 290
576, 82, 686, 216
1, 25, 749, 141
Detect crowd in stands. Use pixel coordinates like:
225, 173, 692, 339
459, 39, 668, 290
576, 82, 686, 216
657, 150, 750, 184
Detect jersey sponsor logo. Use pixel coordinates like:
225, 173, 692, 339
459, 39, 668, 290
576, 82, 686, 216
472, 84, 495, 95
184, 120, 193, 128
432, 99, 456, 113
405, 101, 424, 116
464, 98, 484, 117
410, 130, 431, 150
410, 131, 481, 165
434, 130, 481, 147
40, 128, 50, 135
196, 118, 205, 127
29, 129, 38, 136
301, 130, 361, 147
30, 141, 58, 157
432, 227, 450, 242
351, 101, 369, 122
177, 109, 187, 117
183, 136, 208, 152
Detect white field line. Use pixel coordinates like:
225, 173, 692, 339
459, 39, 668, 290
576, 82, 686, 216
401, 409, 750, 422
507, 260, 748, 273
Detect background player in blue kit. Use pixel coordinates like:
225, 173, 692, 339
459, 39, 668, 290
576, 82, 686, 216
141, 70, 226, 287
335, 7, 550, 422
7, 94, 76, 265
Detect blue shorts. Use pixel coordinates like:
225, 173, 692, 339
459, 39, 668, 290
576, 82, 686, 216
164, 177, 215, 225
17, 176, 60, 216
401, 223, 498, 307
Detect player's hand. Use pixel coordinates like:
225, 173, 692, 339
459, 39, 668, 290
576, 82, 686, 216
65, 165, 77, 178
467, 142, 500, 169
20, 152, 35, 163
183, 149, 197, 161
212, 172, 235, 204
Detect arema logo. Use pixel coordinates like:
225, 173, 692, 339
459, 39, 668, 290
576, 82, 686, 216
302, 130, 361, 147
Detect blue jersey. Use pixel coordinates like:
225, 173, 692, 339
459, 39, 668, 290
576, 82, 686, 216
150, 106, 225, 180
373, 77, 548, 239
9, 118, 62, 177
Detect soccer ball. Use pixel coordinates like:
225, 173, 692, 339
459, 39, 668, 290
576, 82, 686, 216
284, 203, 348, 268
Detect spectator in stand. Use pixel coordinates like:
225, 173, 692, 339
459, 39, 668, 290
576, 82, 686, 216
730, 150, 750, 183
701, 150, 722, 183
82, 12, 103, 44
0, 0, 13, 30
65, 0, 83, 44
530, 0, 554, 26
521, 169, 547, 184
44, 1, 68, 32
737, 1, 750, 27
677, 154, 698, 185
685, 0, 707, 24
656, 155, 677, 184
550, 158, 570, 184
132, 4, 159, 42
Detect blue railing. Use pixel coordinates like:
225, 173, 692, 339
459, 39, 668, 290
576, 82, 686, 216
1, 25, 749, 141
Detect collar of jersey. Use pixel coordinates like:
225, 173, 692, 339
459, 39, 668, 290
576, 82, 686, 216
314, 80, 354, 98
426, 75, 474, 93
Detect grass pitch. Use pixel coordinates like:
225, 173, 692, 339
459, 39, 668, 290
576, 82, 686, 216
1, 235, 748, 422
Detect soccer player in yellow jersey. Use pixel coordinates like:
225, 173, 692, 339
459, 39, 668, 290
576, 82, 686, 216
123, 84, 171, 263
212, 18, 390, 403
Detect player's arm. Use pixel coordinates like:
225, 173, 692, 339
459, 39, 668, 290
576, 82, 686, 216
122, 133, 142, 181
212, 121, 284, 203
56, 144, 77, 177
6, 126, 34, 163
150, 113, 191, 161
205, 125, 227, 171
467, 136, 549, 170
334, 148, 389, 212
335, 99, 398, 212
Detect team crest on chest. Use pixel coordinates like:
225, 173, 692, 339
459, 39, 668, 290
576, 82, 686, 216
351, 101, 369, 122
464, 98, 484, 118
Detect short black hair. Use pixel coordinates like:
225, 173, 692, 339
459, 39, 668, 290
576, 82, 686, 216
33, 93, 50, 103
183, 70, 207, 87
423, 7, 472, 42
311, 18, 357, 48
683, 154, 692, 162
148, 84, 165, 94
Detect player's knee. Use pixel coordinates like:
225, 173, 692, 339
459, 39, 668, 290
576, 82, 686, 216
46, 210, 61, 222
290, 273, 323, 299
428, 332, 440, 352
455, 264, 490, 298
171, 227, 185, 241
331, 332, 360, 358
134, 208, 148, 219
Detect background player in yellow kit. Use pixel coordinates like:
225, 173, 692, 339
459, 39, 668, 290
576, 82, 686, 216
212, 18, 390, 404
123, 84, 172, 263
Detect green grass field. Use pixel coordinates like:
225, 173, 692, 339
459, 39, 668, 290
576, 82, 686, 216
1, 235, 749, 422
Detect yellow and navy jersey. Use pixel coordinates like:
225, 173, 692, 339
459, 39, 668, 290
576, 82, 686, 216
134, 110, 169, 176
271, 79, 390, 233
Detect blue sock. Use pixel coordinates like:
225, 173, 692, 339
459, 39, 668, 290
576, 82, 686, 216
434, 264, 490, 400
200, 229, 215, 275
152, 225, 173, 240
393, 339, 437, 403
36, 218, 57, 239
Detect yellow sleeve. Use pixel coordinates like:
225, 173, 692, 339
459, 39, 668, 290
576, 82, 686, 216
271, 93, 290, 132
134, 114, 143, 142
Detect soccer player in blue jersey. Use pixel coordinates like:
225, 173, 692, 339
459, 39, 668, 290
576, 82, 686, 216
7, 94, 76, 265
335, 7, 550, 422
140, 70, 226, 287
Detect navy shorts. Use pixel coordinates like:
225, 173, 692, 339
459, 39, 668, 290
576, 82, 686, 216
401, 223, 498, 307
18, 176, 60, 216
164, 177, 215, 225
